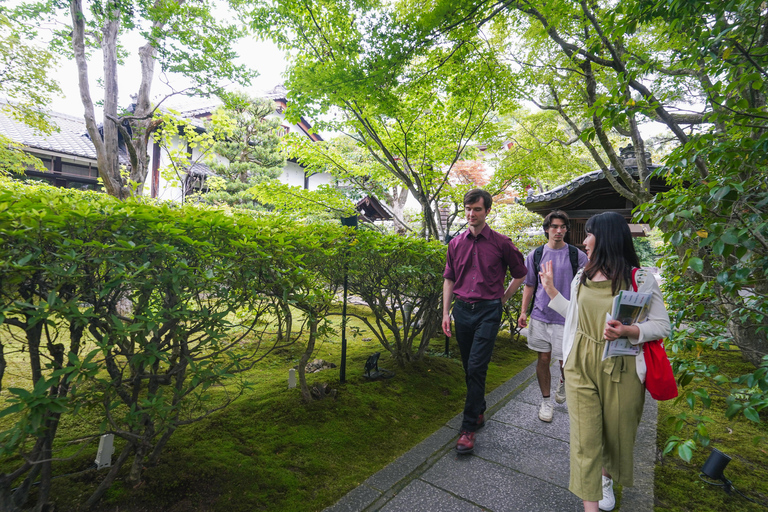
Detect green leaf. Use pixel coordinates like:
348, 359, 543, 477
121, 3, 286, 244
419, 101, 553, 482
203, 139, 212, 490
688, 257, 703, 273
725, 403, 742, 418
0, 403, 25, 419
742, 407, 760, 423
34, 377, 50, 395
47, 401, 68, 414
677, 441, 694, 462
710, 185, 731, 201
17, 253, 34, 266
8, 387, 31, 399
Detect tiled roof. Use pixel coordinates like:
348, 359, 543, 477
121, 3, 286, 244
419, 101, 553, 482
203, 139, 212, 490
159, 96, 222, 117
263, 84, 288, 101
0, 104, 99, 161
0, 91, 314, 168
355, 195, 393, 221
524, 166, 657, 206
0, 100, 209, 165
188, 162, 217, 177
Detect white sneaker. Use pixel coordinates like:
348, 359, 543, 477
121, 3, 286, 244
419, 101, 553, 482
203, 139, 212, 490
538, 400, 554, 422
599, 475, 615, 511
555, 378, 566, 404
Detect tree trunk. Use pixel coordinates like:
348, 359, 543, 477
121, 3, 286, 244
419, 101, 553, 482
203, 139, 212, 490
387, 185, 409, 234
84, 443, 134, 510
298, 318, 318, 402
70, 0, 173, 199
724, 274, 768, 366
70, 0, 125, 198
8, 463, 41, 512
127, 438, 148, 485
126, 36, 162, 195
419, 196, 440, 241
727, 316, 767, 367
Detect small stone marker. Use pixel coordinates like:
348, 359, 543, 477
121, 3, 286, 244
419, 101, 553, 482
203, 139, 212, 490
288, 368, 296, 389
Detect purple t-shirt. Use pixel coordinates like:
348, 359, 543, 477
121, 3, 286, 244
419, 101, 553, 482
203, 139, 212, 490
524, 244, 588, 325
443, 225, 527, 302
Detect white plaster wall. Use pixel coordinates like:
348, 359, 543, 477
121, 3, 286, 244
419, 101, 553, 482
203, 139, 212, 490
147, 133, 184, 203
270, 110, 335, 190
281, 161, 307, 188
306, 171, 333, 190
404, 190, 421, 210
279, 161, 335, 191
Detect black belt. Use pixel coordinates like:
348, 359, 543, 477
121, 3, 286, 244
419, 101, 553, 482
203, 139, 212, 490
455, 298, 501, 310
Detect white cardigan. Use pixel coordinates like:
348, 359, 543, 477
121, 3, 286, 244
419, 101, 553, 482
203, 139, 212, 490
548, 268, 671, 383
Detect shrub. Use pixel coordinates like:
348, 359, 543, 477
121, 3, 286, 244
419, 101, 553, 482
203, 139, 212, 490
343, 231, 445, 366
0, 181, 302, 509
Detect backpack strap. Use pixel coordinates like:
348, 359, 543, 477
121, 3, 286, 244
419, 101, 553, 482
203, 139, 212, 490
530, 245, 545, 313
568, 244, 579, 277
530, 244, 581, 314
533, 244, 544, 275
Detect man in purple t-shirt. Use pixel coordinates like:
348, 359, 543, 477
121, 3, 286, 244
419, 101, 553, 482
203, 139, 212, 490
442, 189, 527, 454
518, 211, 588, 423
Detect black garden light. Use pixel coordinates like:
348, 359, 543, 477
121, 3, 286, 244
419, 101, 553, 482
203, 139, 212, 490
444, 232, 453, 356
699, 448, 768, 508
339, 214, 358, 384
700, 448, 732, 493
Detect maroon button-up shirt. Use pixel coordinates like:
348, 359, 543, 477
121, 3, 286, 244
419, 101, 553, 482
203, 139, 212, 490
443, 224, 527, 302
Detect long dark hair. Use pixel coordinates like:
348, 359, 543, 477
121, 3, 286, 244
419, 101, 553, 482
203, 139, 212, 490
581, 212, 640, 295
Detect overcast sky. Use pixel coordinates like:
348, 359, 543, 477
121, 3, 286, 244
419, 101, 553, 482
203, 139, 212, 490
48, 37, 289, 117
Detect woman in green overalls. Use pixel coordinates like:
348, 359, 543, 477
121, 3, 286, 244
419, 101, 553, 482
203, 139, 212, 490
540, 212, 670, 512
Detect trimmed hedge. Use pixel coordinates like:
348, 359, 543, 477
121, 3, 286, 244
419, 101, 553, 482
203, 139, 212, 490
0, 182, 448, 509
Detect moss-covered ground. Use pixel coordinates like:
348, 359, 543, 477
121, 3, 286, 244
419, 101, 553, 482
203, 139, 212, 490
654, 348, 768, 511
5, 305, 766, 511
1, 305, 535, 511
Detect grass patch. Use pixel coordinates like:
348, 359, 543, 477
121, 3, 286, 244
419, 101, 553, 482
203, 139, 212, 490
2, 306, 535, 511
655, 348, 768, 511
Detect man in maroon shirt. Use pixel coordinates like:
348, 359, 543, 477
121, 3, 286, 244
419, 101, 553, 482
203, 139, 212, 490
442, 189, 528, 454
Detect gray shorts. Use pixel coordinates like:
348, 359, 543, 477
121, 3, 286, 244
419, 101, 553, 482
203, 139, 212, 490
527, 318, 564, 361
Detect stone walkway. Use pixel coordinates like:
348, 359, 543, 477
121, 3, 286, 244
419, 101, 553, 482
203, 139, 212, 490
324, 358, 657, 511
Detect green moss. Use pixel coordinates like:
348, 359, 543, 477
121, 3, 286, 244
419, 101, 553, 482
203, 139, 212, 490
4, 314, 534, 512
655, 348, 768, 511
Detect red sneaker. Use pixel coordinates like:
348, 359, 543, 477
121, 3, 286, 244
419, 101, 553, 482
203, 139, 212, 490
455, 430, 476, 454
477, 414, 486, 430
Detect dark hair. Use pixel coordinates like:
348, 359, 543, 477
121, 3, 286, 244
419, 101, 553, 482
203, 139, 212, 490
542, 210, 570, 240
463, 189, 492, 210
581, 211, 640, 294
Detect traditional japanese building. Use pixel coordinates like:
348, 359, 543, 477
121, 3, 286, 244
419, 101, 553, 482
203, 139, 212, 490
0, 87, 331, 201
522, 146, 670, 247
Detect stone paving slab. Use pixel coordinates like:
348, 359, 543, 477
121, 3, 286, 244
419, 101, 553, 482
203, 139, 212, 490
514, 372, 569, 405
379, 479, 485, 512
475, 421, 572, 487
621, 390, 657, 510
491, 400, 571, 443
323, 358, 657, 512
420, 454, 583, 512
325, 483, 382, 512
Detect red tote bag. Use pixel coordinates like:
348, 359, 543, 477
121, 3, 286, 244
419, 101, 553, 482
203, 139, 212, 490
632, 269, 678, 401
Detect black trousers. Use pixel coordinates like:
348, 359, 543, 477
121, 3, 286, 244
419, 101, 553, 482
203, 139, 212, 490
453, 299, 503, 432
